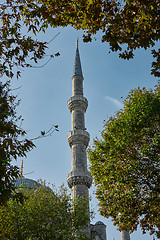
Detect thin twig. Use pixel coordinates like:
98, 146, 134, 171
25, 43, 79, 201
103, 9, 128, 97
31, 57, 52, 68
47, 32, 60, 44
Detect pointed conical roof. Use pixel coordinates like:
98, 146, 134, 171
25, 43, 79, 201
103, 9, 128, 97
73, 40, 83, 77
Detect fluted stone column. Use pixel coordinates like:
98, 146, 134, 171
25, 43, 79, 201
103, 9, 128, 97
67, 41, 92, 205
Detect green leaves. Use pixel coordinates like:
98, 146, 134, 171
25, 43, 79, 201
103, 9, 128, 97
88, 83, 160, 237
41, 130, 45, 136
0, 185, 92, 240
0, 81, 35, 204
0, 0, 159, 78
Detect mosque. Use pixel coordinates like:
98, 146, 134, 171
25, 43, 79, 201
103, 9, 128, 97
15, 41, 130, 240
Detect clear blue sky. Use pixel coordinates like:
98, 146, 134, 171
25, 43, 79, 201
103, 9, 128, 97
10, 26, 157, 240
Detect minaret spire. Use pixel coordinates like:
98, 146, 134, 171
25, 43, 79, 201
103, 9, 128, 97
67, 42, 92, 231
73, 39, 83, 78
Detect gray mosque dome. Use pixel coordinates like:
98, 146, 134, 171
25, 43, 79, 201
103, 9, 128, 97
95, 221, 106, 226
14, 162, 51, 191
14, 160, 42, 190
14, 177, 42, 189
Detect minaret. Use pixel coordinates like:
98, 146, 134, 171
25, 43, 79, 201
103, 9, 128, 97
121, 231, 130, 240
67, 40, 92, 204
67, 41, 107, 240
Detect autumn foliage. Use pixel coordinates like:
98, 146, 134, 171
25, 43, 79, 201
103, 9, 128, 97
0, 0, 159, 79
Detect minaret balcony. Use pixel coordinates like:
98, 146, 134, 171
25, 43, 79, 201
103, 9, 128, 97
67, 171, 92, 188
68, 130, 90, 147
68, 96, 88, 113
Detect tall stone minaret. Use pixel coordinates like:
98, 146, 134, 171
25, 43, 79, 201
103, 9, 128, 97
67, 40, 92, 205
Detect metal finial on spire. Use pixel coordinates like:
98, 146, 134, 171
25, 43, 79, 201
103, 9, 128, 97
76, 38, 79, 48
19, 160, 24, 178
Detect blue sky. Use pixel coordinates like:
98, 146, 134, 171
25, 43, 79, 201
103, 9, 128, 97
10, 26, 157, 240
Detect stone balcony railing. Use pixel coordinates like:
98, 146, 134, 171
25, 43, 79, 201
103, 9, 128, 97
68, 95, 88, 112
67, 130, 90, 147
67, 171, 92, 188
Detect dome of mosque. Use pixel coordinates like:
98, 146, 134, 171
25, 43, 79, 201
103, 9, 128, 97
14, 177, 42, 189
14, 160, 42, 190
95, 221, 106, 226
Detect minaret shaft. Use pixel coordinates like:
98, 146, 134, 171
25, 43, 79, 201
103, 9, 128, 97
71, 145, 87, 172
67, 43, 92, 201
121, 230, 130, 240
72, 110, 85, 130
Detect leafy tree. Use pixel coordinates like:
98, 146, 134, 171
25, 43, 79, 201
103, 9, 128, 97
0, 0, 60, 79
0, 184, 92, 240
0, 0, 159, 79
0, 0, 59, 203
0, 81, 34, 204
88, 83, 160, 238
